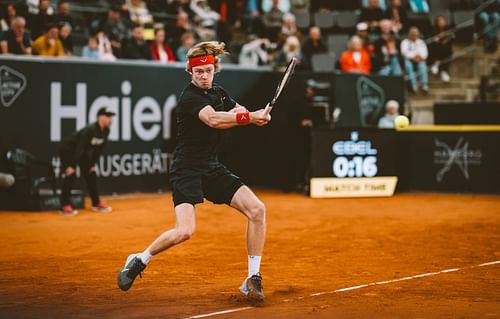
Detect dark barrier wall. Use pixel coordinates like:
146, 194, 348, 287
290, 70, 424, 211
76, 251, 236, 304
400, 131, 500, 193
0, 57, 405, 193
310, 128, 500, 193
434, 102, 500, 124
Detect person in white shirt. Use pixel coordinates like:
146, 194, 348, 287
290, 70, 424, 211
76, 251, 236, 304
239, 35, 271, 67
401, 27, 428, 93
378, 100, 400, 128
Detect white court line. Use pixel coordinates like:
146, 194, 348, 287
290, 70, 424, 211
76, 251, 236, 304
184, 260, 500, 319
187, 307, 253, 319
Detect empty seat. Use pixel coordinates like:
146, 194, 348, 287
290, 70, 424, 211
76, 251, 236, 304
327, 34, 349, 59
314, 11, 335, 30
311, 53, 336, 72
295, 11, 311, 29
336, 11, 358, 29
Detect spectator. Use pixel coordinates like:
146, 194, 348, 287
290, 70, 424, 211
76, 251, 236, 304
190, 0, 220, 29
170, 11, 199, 53
82, 35, 100, 59
165, 0, 191, 15
408, 0, 430, 13
291, 0, 310, 12
54, 0, 74, 28
262, 0, 291, 12
239, 35, 271, 67
378, 100, 400, 128
26, 0, 54, 15
0, 17, 32, 55
277, 35, 303, 68
262, 0, 285, 42
387, 0, 406, 34
58, 22, 73, 55
1, 3, 17, 32
27, 0, 55, 40
32, 23, 64, 57
339, 35, 372, 75
150, 27, 176, 63
362, 0, 387, 10
97, 32, 117, 61
373, 19, 402, 75
277, 13, 304, 48
127, 0, 154, 25
301, 26, 328, 70
100, 5, 131, 58
478, 0, 500, 52
356, 22, 375, 55
360, 0, 388, 30
176, 32, 195, 61
428, 15, 453, 82
121, 23, 152, 60
401, 27, 428, 93
310, 0, 334, 12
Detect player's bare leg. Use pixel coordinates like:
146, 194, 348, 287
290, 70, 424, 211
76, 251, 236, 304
117, 204, 196, 291
230, 186, 267, 300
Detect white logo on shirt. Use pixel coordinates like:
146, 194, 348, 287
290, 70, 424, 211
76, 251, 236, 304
91, 137, 105, 145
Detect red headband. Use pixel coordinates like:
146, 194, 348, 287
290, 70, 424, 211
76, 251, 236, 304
188, 55, 215, 69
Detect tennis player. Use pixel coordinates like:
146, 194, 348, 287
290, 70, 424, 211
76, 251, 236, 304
118, 41, 270, 301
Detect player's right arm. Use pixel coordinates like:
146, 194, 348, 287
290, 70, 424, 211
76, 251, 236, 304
198, 105, 270, 129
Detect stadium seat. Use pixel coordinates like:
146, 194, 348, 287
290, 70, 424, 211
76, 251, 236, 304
327, 34, 349, 60
295, 11, 311, 30
311, 53, 336, 72
314, 12, 336, 33
336, 11, 358, 30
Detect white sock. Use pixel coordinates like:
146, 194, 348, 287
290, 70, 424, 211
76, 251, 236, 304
138, 249, 153, 265
248, 255, 262, 277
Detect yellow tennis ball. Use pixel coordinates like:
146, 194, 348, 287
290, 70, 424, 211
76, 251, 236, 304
394, 115, 410, 129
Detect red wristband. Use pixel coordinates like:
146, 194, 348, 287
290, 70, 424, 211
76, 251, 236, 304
236, 112, 250, 125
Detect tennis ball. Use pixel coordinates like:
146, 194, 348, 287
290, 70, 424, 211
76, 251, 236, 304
394, 115, 410, 129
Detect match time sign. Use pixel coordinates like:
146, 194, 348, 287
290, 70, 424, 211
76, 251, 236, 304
310, 177, 398, 198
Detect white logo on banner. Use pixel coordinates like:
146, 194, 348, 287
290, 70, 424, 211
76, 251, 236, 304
434, 137, 482, 182
0, 65, 27, 107
332, 131, 378, 178
50, 80, 177, 142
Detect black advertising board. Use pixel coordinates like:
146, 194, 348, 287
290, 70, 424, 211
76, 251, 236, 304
401, 131, 500, 193
311, 128, 398, 178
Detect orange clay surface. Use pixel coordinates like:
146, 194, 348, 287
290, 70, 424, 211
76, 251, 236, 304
0, 191, 499, 319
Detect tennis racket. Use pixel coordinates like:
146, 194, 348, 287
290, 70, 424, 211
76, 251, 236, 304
263, 57, 297, 116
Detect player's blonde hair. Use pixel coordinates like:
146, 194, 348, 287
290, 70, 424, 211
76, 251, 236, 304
186, 41, 228, 73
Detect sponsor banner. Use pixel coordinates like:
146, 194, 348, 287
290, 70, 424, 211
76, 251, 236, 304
402, 131, 500, 193
0, 57, 407, 194
310, 177, 398, 198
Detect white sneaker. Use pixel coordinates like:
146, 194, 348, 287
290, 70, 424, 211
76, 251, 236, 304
440, 71, 450, 82
431, 63, 439, 75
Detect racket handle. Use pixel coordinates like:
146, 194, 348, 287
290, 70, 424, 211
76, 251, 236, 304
263, 103, 272, 116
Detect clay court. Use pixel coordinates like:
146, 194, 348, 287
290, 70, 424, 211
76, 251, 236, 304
0, 191, 499, 319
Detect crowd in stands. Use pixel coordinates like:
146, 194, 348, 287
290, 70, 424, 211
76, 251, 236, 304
0, 0, 498, 92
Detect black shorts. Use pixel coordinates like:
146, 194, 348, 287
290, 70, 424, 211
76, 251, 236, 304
169, 164, 244, 207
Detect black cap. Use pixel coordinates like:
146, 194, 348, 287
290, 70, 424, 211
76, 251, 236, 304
97, 108, 116, 117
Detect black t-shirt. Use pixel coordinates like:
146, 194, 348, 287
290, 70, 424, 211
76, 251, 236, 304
0, 30, 32, 54
172, 82, 236, 171
59, 122, 109, 167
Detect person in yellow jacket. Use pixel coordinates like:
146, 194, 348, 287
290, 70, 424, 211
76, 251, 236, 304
32, 23, 64, 57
